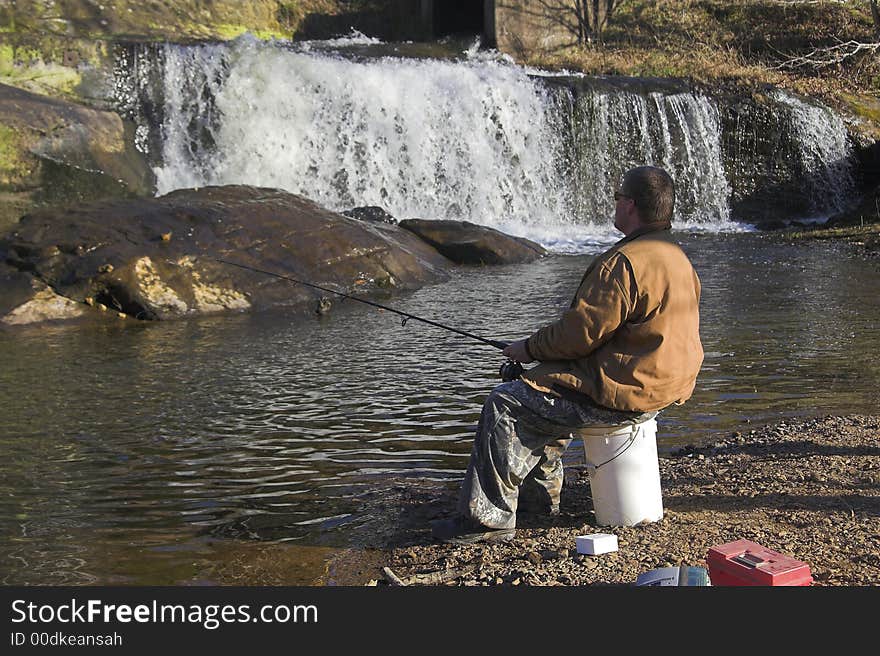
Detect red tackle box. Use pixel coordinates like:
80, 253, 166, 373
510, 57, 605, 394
706, 539, 813, 586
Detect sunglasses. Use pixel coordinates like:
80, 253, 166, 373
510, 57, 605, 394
614, 191, 632, 201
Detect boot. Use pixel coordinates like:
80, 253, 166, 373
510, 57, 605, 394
430, 516, 516, 545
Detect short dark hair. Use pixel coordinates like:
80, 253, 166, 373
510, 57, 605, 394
621, 166, 675, 225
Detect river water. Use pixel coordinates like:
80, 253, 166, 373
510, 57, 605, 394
1, 231, 878, 585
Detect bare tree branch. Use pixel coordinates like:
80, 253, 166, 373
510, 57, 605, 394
774, 38, 880, 71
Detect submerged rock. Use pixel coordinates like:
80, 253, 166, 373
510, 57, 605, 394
2, 286, 87, 325
399, 219, 547, 265
0, 185, 452, 325
0, 260, 95, 325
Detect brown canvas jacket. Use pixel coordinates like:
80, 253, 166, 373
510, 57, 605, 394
522, 225, 703, 412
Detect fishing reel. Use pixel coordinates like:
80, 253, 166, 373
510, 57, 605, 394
499, 359, 524, 382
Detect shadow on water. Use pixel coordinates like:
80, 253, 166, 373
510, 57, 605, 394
1, 232, 879, 584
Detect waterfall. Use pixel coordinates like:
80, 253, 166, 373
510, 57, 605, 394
559, 85, 734, 232
770, 90, 856, 219
115, 35, 858, 252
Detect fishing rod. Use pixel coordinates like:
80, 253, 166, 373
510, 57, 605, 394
214, 257, 511, 351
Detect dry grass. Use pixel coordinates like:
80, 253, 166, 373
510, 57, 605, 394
530, 43, 782, 84
787, 223, 880, 241
525, 1, 880, 103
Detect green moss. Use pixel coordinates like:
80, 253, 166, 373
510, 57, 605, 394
0, 44, 13, 76
0, 63, 82, 96
0, 44, 44, 71
251, 28, 291, 41
788, 224, 880, 241
0, 42, 84, 97
0, 125, 33, 188
840, 93, 880, 124
213, 23, 289, 41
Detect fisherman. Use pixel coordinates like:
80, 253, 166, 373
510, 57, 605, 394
431, 165, 704, 544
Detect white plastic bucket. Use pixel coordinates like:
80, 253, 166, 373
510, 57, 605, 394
579, 418, 663, 527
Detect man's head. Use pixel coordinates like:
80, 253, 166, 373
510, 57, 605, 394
613, 166, 675, 236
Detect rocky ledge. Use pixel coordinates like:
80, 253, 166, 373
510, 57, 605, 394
344, 414, 880, 587
0, 186, 546, 326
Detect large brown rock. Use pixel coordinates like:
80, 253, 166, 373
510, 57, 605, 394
0, 185, 452, 325
0, 83, 154, 231
399, 219, 547, 265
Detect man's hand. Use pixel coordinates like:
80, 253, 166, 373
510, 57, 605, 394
502, 339, 534, 364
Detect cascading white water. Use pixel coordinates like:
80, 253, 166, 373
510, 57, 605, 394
149, 37, 584, 248
771, 89, 856, 219
120, 35, 857, 251
565, 87, 734, 232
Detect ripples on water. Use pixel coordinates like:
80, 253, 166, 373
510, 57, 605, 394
1, 232, 878, 584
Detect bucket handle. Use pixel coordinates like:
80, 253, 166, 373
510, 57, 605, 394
583, 423, 640, 471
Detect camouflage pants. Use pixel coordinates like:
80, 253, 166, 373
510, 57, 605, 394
457, 380, 656, 529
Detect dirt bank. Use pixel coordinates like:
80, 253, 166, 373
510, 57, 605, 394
347, 414, 879, 587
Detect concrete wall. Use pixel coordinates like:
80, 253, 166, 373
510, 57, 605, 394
293, 0, 569, 52
492, 1, 576, 59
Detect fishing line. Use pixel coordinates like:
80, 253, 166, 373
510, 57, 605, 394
214, 257, 511, 351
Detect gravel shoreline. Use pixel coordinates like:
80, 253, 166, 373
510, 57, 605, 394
342, 415, 879, 587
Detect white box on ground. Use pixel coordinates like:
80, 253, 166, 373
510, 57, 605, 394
575, 533, 618, 555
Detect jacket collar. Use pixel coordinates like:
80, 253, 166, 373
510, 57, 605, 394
614, 222, 672, 247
